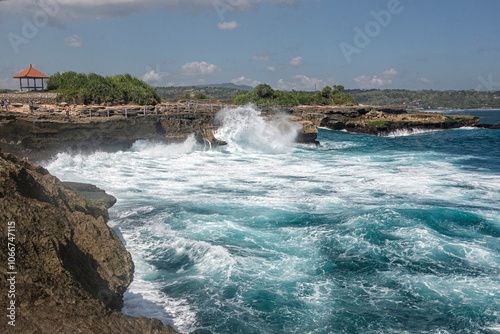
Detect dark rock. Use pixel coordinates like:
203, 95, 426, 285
475, 123, 500, 129
0, 152, 178, 333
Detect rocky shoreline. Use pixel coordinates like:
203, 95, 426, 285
0, 102, 490, 162
287, 105, 482, 136
0, 152, 178, 333
0, 102, 493, 332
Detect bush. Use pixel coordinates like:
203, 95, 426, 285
232, 84, 357, 107
193, 92, 209, 100
47, 72, 161, 105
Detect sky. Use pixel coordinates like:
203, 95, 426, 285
1, 0, 499, 91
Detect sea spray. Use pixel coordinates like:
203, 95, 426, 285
45, 118, 500, 334
215, 104, 302, 154
384, 128, 441, 137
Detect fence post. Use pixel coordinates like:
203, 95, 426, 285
125, 108, 127, 118
144, 105, 146, 116
107, 110, 109, 119
90, 109, 92, 120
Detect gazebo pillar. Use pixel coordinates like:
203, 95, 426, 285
13, 65, 50, 92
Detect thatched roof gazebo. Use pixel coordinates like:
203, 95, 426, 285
13, 64, 50, 91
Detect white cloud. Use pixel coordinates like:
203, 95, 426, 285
231, 76, 261, 87
0, 77, 19, 90
64, 34, 83, 48
418, 77, 432, 84
289, 56, 303, 67
353, 68, 400, 89
252, 50, 272, 62
277, 75, 333, 91
140, 70, 163, 84
180, 61, 220, 76
218, 21, 240, 30
266, 66, 277, 72
0, 0, 300, 20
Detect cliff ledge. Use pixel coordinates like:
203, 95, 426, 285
0, 152, 177, 333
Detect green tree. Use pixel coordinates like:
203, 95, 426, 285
321, 86, 332, 98
193, 92, 209, 100
255, 84, 274, 98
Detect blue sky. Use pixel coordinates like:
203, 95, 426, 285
1, 0, 499, 91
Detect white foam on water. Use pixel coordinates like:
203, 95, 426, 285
43, 111, 500, 334
130, 135, 198, 158
385, 128, 441, 137
215, 104, 302, 154
121, 256, 198, 333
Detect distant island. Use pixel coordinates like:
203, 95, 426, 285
346, 89, 500, 110
155, 86, 500, 110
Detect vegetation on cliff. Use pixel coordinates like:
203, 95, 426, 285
347, 89, 500, 109
234, 84, 358, 107
47, 72, 161, 105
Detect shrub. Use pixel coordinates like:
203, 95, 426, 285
232, 84, 357, 107
194, 92, 209, 100
47, 72, 161, 105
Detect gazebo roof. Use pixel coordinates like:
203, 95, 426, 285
13, 64, 50, 79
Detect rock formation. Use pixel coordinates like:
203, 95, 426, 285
288, 105, 480, 136
0, 152, 178, 333
0, 102, 488, 162
0, 106, 222, 161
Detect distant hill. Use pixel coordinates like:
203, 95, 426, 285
197, 83, 254, 91
346, 89, 500, 109
156, 84, 252, 100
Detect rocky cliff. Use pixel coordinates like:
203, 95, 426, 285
0, 102, 317, 161
0, 106, 223, 161
288, 105, 480, 136
0, 152, 178, 333
0, 103, 485, 162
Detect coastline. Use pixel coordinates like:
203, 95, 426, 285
1, 101, 492, 162
0, 151, 179, 333
0, 101, 497, 332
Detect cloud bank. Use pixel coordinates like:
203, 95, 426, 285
277, 75, 334, 91
1, 0, 300, 20
353, 68, 400, 89
181, 61, 220, 76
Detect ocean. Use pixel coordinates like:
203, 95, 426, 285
46, 107, 500, 334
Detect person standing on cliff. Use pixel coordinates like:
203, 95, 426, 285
4, 99, 9, 111
29, 101, 34, 114
65, 105, 70, 117
0, 99, 3, 111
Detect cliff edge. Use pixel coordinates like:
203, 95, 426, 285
289, 105, 480, 136
0, 152, 177, 333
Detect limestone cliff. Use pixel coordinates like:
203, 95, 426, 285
0, 108, 222, 161
0, 152, 177, 333
289, 105, 480, 136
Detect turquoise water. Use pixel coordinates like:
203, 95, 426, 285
46, 107, 500, 334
